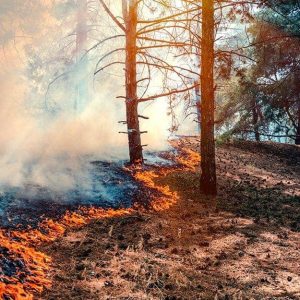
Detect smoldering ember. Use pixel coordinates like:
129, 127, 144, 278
0, 1, 299, 299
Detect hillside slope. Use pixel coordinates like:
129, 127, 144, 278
41, 139, 300, 300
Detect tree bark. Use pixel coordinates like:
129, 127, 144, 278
75, 0, 88, 113
200, 0, 217, 195
296, 101, 300, 145
195, 80, 201, 133
124, 0, 143, 164
252, 98, 260, 142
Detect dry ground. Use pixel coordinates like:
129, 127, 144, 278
40, 139, 300, 300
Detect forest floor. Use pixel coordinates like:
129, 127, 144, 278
40, 138, 300, 300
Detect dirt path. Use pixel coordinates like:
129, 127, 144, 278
41, 139, 300, 300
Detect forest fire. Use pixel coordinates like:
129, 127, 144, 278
133, 147, 200, 211
0, 147, 200, 299
1, 0, 299, 298
0, 208, 132, 299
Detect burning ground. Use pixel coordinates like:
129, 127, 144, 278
0, 143, 189, 299
1, 138, 300, 299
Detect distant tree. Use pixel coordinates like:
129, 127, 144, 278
216, 71, 265, 142
44, 0, 91, 114
215, 1, 300, 145
74, 0, 89, 113
258, 1, 300, 144
252, 22, 300, 144
262, 0, 300, 37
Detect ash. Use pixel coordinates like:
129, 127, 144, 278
0, 161, 139, 229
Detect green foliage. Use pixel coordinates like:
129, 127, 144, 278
261, 0, 300, 36
219, 1, 300, 143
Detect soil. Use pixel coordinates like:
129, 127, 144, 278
40, 138, 300, 300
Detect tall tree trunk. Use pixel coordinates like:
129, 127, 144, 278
296, 101, 300, 145
252, 98, 260, 142
124, 0, 143, 164
200, 0, 217, 195
75, 0, 88, 113
195, 78, 201, 134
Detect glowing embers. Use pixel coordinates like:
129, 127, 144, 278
0, 148, 200, 299
0, 160, 137, 229
0, 208, 133, 299
175, 148, 201, 170
134, 169, 178, 211
131, 147, 200, 211
0, 230, 51, 300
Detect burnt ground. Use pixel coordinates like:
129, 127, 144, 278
0, 161, 144, 229
40, 139, 300, 300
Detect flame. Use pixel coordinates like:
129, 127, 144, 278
0, 147, 200, 299
0, 208, 133, 299
175, 147, 201, 170
132, 146, 200, 211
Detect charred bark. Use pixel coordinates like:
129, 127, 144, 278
124, 0, 143, 164
296, 101, 300, 145
200, 0, 217, 196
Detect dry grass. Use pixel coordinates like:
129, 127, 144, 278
40, 139, 300, 300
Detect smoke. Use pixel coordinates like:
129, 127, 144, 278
0, 1, 199, 198
0, 65, 172, 191
0, 13, 173, 194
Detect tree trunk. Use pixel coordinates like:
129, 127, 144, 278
296, 101, 300, 145
124, 0, 143, 164
200, 0, 217, 195
195, 80, 201, 134
252, 98, 260, 142
75, 0, 88, 113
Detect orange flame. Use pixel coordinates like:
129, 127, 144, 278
0, 147, 200, 299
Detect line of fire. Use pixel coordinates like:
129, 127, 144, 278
0, 1, 299, 299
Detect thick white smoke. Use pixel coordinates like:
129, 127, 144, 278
0, 62, 172, 191
0, 14, 172, 192
0, 1, 198, 194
